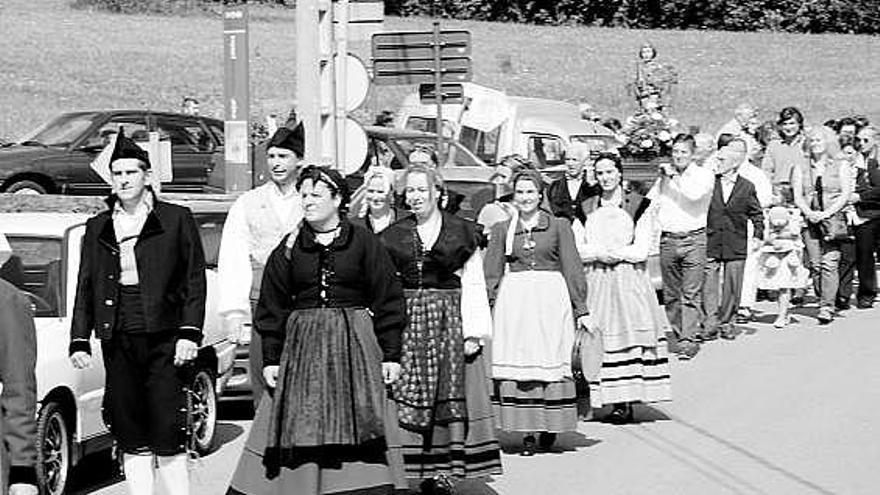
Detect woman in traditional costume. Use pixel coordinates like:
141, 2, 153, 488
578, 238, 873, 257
574, 153, 672, 424
380, 165, 502, 494
483, 169, 589, 455
227, 166, 408, 495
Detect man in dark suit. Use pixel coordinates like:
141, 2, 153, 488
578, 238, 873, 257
1, 235, 39, 495
69, 132, 206, 495
853, 125, 880, 309
545, 142, 600, 225
702, 139, 764, 340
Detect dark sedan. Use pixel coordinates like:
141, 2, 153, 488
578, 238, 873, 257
0, 110, 226, 195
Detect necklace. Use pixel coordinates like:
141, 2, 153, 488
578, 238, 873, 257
312, 223, 341, 234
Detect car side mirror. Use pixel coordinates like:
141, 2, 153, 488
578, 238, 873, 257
78, 137, 106, 152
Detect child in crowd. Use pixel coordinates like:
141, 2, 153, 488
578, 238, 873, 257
758, 206, 809, 328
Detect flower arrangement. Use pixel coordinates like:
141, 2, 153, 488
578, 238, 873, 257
619, 108, 678, 159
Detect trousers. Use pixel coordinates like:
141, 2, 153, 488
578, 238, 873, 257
703, 259, 746, 333
660, 231, 707, 343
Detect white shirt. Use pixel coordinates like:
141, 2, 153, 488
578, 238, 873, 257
720, 171, 738, 203
112, 194, 153, 285
647, 162, 715, 234
739, 161, 773, 207
217, 182, 302, 318
566, 177, 582, 200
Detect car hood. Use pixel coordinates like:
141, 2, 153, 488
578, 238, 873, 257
0, 145, 69, 176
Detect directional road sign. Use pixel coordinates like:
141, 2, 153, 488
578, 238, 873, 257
419, 83, 464, 104
373, 58, 471, 85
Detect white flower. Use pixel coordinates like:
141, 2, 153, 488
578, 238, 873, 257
658, 130, 672, 141
640, 138, 654, 149
650, 112, 664, 121
669, 118, 679, 127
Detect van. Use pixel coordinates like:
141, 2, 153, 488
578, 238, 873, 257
394, 83, 618, 178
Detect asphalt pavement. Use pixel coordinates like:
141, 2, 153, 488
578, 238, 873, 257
74, 299, 879, 495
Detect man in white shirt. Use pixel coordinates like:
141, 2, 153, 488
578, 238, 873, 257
217, 124, 304, 409
647, 134, 715, 360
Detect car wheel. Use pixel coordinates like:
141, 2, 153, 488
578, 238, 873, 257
189, 368, 217, 455
36, 401, 72, 495
5, 179, 48, 195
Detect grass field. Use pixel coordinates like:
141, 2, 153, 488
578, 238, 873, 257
2, 0, 880, 141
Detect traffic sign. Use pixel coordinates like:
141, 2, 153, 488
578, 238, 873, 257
372, 30, 471, 59
419, 83, 464, 104
321, 53, 370, 113
322, 118, 368, 175
373, 58, 471, 85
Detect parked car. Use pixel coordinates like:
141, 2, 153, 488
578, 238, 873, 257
0, 194, 236, 495
0, 110, 226, 195
353, 125, 496, 221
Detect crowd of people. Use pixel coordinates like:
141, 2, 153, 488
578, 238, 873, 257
1, 99, 878, 495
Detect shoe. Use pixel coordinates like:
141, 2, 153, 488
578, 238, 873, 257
736, 307, 754, 323
697, 330, 718, 342
773, 315, 791, 329
856, 298, 874, 309
676, 341, 699, 361
791, 291, 805, 306
538, 432, 557, 450
607, 404, 635, 424
719, 325, 740, 340
521, 435, 536, 456
816, 307, 833, 324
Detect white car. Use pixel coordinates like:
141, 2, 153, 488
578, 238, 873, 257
0, 205, 235, 495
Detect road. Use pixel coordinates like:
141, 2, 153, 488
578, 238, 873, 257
70, 299, 879, 495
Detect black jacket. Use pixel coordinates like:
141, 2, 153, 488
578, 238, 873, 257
707, 175, 764, 261
69, 195, 206, 355
0, 279, 38, 488
545, 177, 600, 224
855, 157, 880, 219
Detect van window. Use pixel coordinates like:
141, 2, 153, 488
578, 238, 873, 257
404, 117, 455, 138
527, 134, 565, 169
460, 125, 500, 164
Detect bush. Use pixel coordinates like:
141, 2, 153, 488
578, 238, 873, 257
386, 0, 880, 34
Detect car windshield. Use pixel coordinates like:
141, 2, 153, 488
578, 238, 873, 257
390, 136, 482, 168
570, 135, 617, 153
18, 113, 99, 147
0, 236, 64, 317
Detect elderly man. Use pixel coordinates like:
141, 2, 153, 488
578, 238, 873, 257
702, 140, 765, 339
647, 134, 715, 360
1, 234, 39, 495
69, 131, 206, 495
546, 142, 600, 226
853, 125, 880, 309
217, 124, 304, 409
716, 103, 760, 161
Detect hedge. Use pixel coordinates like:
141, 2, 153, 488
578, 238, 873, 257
386, 0, 880, 34
72, 0, 880, 34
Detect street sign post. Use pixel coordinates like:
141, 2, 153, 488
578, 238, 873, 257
419, 83, 465, 104
371, 26, 473, 164
223, 4, 251, 192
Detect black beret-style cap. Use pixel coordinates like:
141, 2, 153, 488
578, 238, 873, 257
266, 122, 304, 158
110, 128, 151, 168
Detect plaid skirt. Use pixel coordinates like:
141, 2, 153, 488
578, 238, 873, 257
393, 289, 467, 431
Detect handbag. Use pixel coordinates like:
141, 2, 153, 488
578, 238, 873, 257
819, 213, 850, 241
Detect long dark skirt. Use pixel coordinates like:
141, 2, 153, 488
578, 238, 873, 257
227, 307, 406, 495
394, 289, 502, 481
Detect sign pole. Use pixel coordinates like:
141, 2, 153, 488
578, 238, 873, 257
223, 2, 251, 192
335, 0, 349, 172
432, 21, 444, 166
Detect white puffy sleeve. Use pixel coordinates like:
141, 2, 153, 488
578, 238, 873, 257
217, 197, 253, 318
572, 218, 602, 262
616, 203, 659, 263
457, 250, 493, 341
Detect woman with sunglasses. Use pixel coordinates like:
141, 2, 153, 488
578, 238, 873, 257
484, 169, 590, 455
